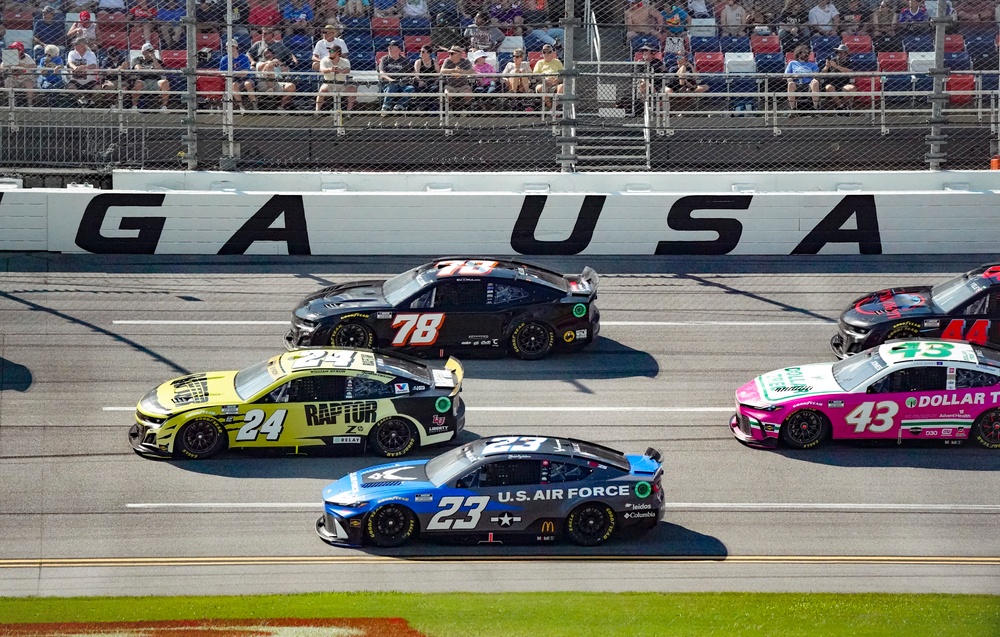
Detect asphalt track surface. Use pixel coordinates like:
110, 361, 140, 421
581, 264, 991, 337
0, 253, 998, 597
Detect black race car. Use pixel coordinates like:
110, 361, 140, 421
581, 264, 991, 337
831, 263, 1000, 358
286, 258, 600, 360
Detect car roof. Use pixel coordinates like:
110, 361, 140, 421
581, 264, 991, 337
273, 348, 380, 377
472, 436, 630, 470
878, 340, 981, 366
418, 258, 569, 291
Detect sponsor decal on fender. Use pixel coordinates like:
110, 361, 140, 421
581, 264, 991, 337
623, 511, 658, 520
498, 484, 630, 502
331, 436, 362, 444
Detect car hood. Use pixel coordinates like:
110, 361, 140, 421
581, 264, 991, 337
747, 363, 843, 404
323, 459, 433, 504
297, 280, 389, 319
141, 371, 242, 415
841, 286, 935, 328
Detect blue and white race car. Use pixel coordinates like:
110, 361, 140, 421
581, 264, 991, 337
316, 436, 664, 547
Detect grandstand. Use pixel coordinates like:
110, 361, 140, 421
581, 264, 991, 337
0, 0, 998, 179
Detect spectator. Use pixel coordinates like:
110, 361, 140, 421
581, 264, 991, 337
3, 42, 37, 106
839, 0, 869, 34
490, 0, 524, 35
821, 43, 854, 108
373, 0, 400, 16
785, 43, 820, 111
665, 51, 709, 94
402, 0, 431, 18
66, 0, 99, 12
378, 39, 415, 111
636, 44, 665, 97
196, 0, 221, 29
465, 12, 505, 51
66, 37, 100, 105
66, 10, 96, 48
232, 0, 253, 37
459, 0, 486, 18
662, 2, 691, 36
808, 0, 839, 34
158, 0, 187, 49
871, 0, 897, 35
898, 0, 928, 31
98, 0, 127, 14
433, 11, 467, 50
957, 0, 994, 29
501, 46, 531, 94
312, 24, 348, 71
282, 0, 315, 37
255, 47, 296, 108
523, 12, 564, 50
923, 0, 954, 24
412, 43, 439, 109
532, 42, 562, 106
128, 42, 170, 110
470, 49, 497, 96
37, 44, 66, 92
220, 39, 257, 111
778, 0, 811, 50
688, 0, 715, 18
249, 27, 298, 66
625, 0, 665, 43
100, 45, 129, 94
720, 0, 748, 35
33, 6, 66, 53
746, 7, 773, 35
337, 0, 370, 18
129, 0, 158, 48
440, 44, 474, 107
316, 44, 356, 111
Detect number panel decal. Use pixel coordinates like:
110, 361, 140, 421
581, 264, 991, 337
941, 319, 990, 344
435, 260, 497, 277
391, 313, 445, 346
845, 401, 898, 434
291, 350, 357, 370
481, 436, 547, 454
236, 409, 288, 441
425, 495, 491, 531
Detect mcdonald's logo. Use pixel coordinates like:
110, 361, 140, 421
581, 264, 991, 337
540, 520, 555, 534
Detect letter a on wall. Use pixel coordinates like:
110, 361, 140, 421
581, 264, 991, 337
218, 195, 311, 255
792, 195, 882, 255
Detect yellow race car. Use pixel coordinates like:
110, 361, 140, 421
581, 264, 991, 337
129, 348, 465, 460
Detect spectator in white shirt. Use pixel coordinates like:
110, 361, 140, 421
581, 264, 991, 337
808, 0, 839, 35
312, 24, 348, 71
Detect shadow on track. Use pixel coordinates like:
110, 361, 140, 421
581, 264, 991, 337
0, 357, 32, 392
772, 441, 1000, 471
463, 337, 659, 381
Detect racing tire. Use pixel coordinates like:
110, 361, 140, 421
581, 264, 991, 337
368, 417, 418, 458
365, 504, 418, 548
780, 409, 829, 450
510, 321, 555, 360
972, 409, 1000, 449
176, 418, 227, 459
329, 322, 375, 349
565, 502, 616, 547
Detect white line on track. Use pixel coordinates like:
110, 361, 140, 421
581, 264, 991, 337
104, 406, 733, 412
111, 320, 835, 327
124, 502, 1000, 513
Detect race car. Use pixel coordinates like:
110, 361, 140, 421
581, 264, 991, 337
831, 263, 1000, 358
316, 436, 664, 548
285, 258, 599, 360
129, 348, 465, 460
731, 339, 1000, 450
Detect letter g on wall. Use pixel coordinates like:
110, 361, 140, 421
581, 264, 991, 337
75, 193, 167, 254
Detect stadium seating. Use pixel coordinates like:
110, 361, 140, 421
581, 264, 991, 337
248, 0, 281, 26
907, 51, 934, 73
688, 17, 718, 37
970, 49, 1000, 70
690, 36, 721, 52
902, 34, 933, 52
160, 50, 188, 69
877, 51, 907, 72
810, 35, 841, 60
963, 33, 995, 56
694, 51, 724, 72
982, 73, 1000, 92
719, 36, 751, 52
842, 35, 872, 53
943, 34, 965, 52
630, 34, 660, 53
750, 35, 780, 53
339, 16, 371, 31
131, 31, 160, 50
872, 34, 903, 52
528, 51, 543, 67
849, 52, 877, 71
1, 10, 34, 30
99, 30, 129, 50
728, 76, 757, 111
403, 35, 431, 52
196, 32, 222, 51
853, 75, 881, 106
724, 52, 755, 73
943, 51, 971, 71
400, 17, 431, 35
755, 52, 785, 73
371, 16, 401, 36
945, 73, 975, 105
882, 74, 914, 105
634, 51, 664, 61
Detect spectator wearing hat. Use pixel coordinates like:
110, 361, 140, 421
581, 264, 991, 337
66, 37, 99, 104
255, 47, 297, 109
249, 27, 298, 67
440, 45, 474, 107
37, 44, 66, 93
664, 51, 708, 95
465, 12, 505, 52
316, 44, 356, 111
33, 6, 66, 54
470, 49, 498, 96
785, 43, 820, 111
821, 43, 855, 108
501, 47, 531, 95
220, 39, 257, 111
66, 11, 97, 48
378, 40, 416, 112
532, 43, 562, 107
3, 42, 37, 106
130, 42, 170, 110
337, 0, 371, 19
636, 44, 665, 97
312, 24, 348, 71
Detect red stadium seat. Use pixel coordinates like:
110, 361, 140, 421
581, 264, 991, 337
371, 17, 401, 36
98, 30, 129, 50
943, 34, 965, 52
196, 31, 222, 51
750, 35, 781, 53
403, 34, 430, 52
945, 73, 975, 105
2, 10, 34, 30
694, 51, 724, 72
160, 49, 187, 68
375, 50, 388, 65
877, 51, 907, 72
842, 35, 872, 53
130, 30, 159, 49
853, 75, 881, 105
248, 0, 281, 27
196, 73, 226, 102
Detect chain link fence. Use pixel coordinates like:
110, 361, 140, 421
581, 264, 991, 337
2, 1, 999, 180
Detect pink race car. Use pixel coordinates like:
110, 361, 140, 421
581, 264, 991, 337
731, 340, 1000, 450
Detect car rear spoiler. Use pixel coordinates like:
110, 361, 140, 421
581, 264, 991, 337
565, 266, 598, 299
645, 447, 662, 463
444, 357, 464, 396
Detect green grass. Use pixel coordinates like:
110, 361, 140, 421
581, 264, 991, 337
1, 593, 998, 637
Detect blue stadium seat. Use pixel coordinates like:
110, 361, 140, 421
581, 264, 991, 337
689, 36, 720, 52
701, 75, 727, 94
400, 17, 432, 34
345, 33, 374, 54
630, 34, 660, 53
902, 34, 933, 52
882, 73, 913, 105
373, 35, 400, 52
728, 76, 757, 112
754, 52, 784, 73
719, 36, 751, 52
340, 16, 371, 32
944, 51, 971, 71
971, 50, 1000, 70
849, 52, 877, 72
963, 32, 997, 56
496, 51, 512, 70
810, 35, 841, 61
981, 73, 1000, 92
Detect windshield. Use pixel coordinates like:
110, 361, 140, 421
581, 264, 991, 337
234, 360, 276, 400
931, 272, 982, 313
832, 351, 887, 392
426, 443, 479, 486
382, 267, 434, 306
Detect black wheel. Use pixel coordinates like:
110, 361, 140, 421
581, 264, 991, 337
565, 502, 616, 547
365, 504, 417, 547
510, 321, 555, 360
329, 322, 375, 349
368, 417, 417, 458
780, 410, 829, 449
176, 418, 227, 459
972, 409, 1000, 449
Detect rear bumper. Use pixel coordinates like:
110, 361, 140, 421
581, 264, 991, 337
729, 413, 779, 449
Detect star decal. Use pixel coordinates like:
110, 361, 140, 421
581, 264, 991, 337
490, 513, 521, 527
